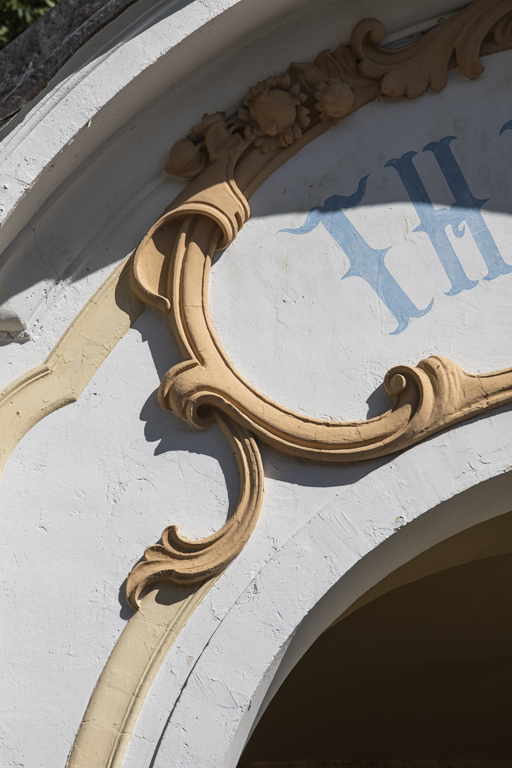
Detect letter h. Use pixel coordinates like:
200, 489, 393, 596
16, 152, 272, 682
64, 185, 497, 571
386, 136, 512, 296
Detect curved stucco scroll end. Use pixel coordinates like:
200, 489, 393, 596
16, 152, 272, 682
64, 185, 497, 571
350, 1, 512, 99
126, 410, 264, 610
155, 347, 512, 464
389, 355, 512, 452
132, 153, 251, 316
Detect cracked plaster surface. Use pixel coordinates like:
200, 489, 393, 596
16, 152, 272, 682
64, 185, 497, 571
2, 1, 512, 766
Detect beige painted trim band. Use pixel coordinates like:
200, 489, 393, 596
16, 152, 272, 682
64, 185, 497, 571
66, 578, 217, 768
0, 257, 219, 768
0, 257, 143, 476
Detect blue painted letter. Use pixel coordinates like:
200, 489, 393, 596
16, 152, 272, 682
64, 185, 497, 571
280, 176, 432, 335
500, 119, 512, 135
386, 136, 512, 295
423, 136, 512, 282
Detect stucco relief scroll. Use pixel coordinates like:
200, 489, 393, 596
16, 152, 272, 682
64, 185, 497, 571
127, 0, 512, 608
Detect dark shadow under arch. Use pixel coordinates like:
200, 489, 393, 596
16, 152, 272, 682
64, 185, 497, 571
239, 509, 512, 766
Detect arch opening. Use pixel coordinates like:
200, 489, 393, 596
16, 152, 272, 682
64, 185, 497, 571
238, 509, 512, 768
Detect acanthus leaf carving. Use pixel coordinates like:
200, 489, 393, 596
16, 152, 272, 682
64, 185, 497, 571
127, 0, 512, 607
350, 0, 512, 98
166, 137, 207, 179
167, 111, 247, 178
313, 44, 374, 89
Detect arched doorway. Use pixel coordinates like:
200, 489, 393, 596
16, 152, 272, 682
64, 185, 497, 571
239, 511, 512, 767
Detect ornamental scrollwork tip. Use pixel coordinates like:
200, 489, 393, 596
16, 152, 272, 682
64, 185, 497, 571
125, 412, 264, 611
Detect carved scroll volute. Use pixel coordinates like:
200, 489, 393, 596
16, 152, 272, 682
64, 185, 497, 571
127, 0, 512, 607
132, 136, 250, 316
126, 411, 263, 610
129, 118, 261, 607
350, 0, 512, 98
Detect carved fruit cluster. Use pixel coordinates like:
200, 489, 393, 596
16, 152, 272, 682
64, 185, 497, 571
237, 75, 310, 153
315, 78, 355, 123
166, 113, 244, 178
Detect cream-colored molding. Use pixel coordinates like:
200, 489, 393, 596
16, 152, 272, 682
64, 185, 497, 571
0, 258, 221, 768
0, 258, 143, 477
128, 0, 512, 602
66, 578, 217, 768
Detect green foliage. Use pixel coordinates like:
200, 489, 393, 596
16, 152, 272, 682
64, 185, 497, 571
0, 0, 60, 50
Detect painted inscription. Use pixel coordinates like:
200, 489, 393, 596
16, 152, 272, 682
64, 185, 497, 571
282, 126, 512, 334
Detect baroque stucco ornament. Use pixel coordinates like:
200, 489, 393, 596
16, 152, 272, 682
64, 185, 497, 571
127, 0, 512, 609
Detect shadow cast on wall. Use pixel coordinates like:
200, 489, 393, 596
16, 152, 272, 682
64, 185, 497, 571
2, 43, 512, 332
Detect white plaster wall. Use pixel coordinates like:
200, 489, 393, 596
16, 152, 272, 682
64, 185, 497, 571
126, 407, 512, 768
211, 50, 512, 420
1, 0, 512, 767
0, 306, 240, 768
125, 412, 512, 768
0, 0, 464, 379
0, 297, 374, 766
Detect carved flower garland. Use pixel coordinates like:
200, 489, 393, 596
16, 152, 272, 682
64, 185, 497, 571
166, 113, 244, 177
237, 75, 310, 152
166, 0, 512, 179
165, 45, 369, 177
166, 75, 315, 175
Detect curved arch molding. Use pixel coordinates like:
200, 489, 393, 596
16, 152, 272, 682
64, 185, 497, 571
0, 260, 220, 768
128, 0, 512, 602
0, 258, 142, 479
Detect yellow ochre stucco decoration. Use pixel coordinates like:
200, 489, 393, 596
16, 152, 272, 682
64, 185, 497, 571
0, 258, 222, 768
0, 3, 508, 768
65, 579, 216, 768
0, 258, 143, 479
128, 0, 512, 604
